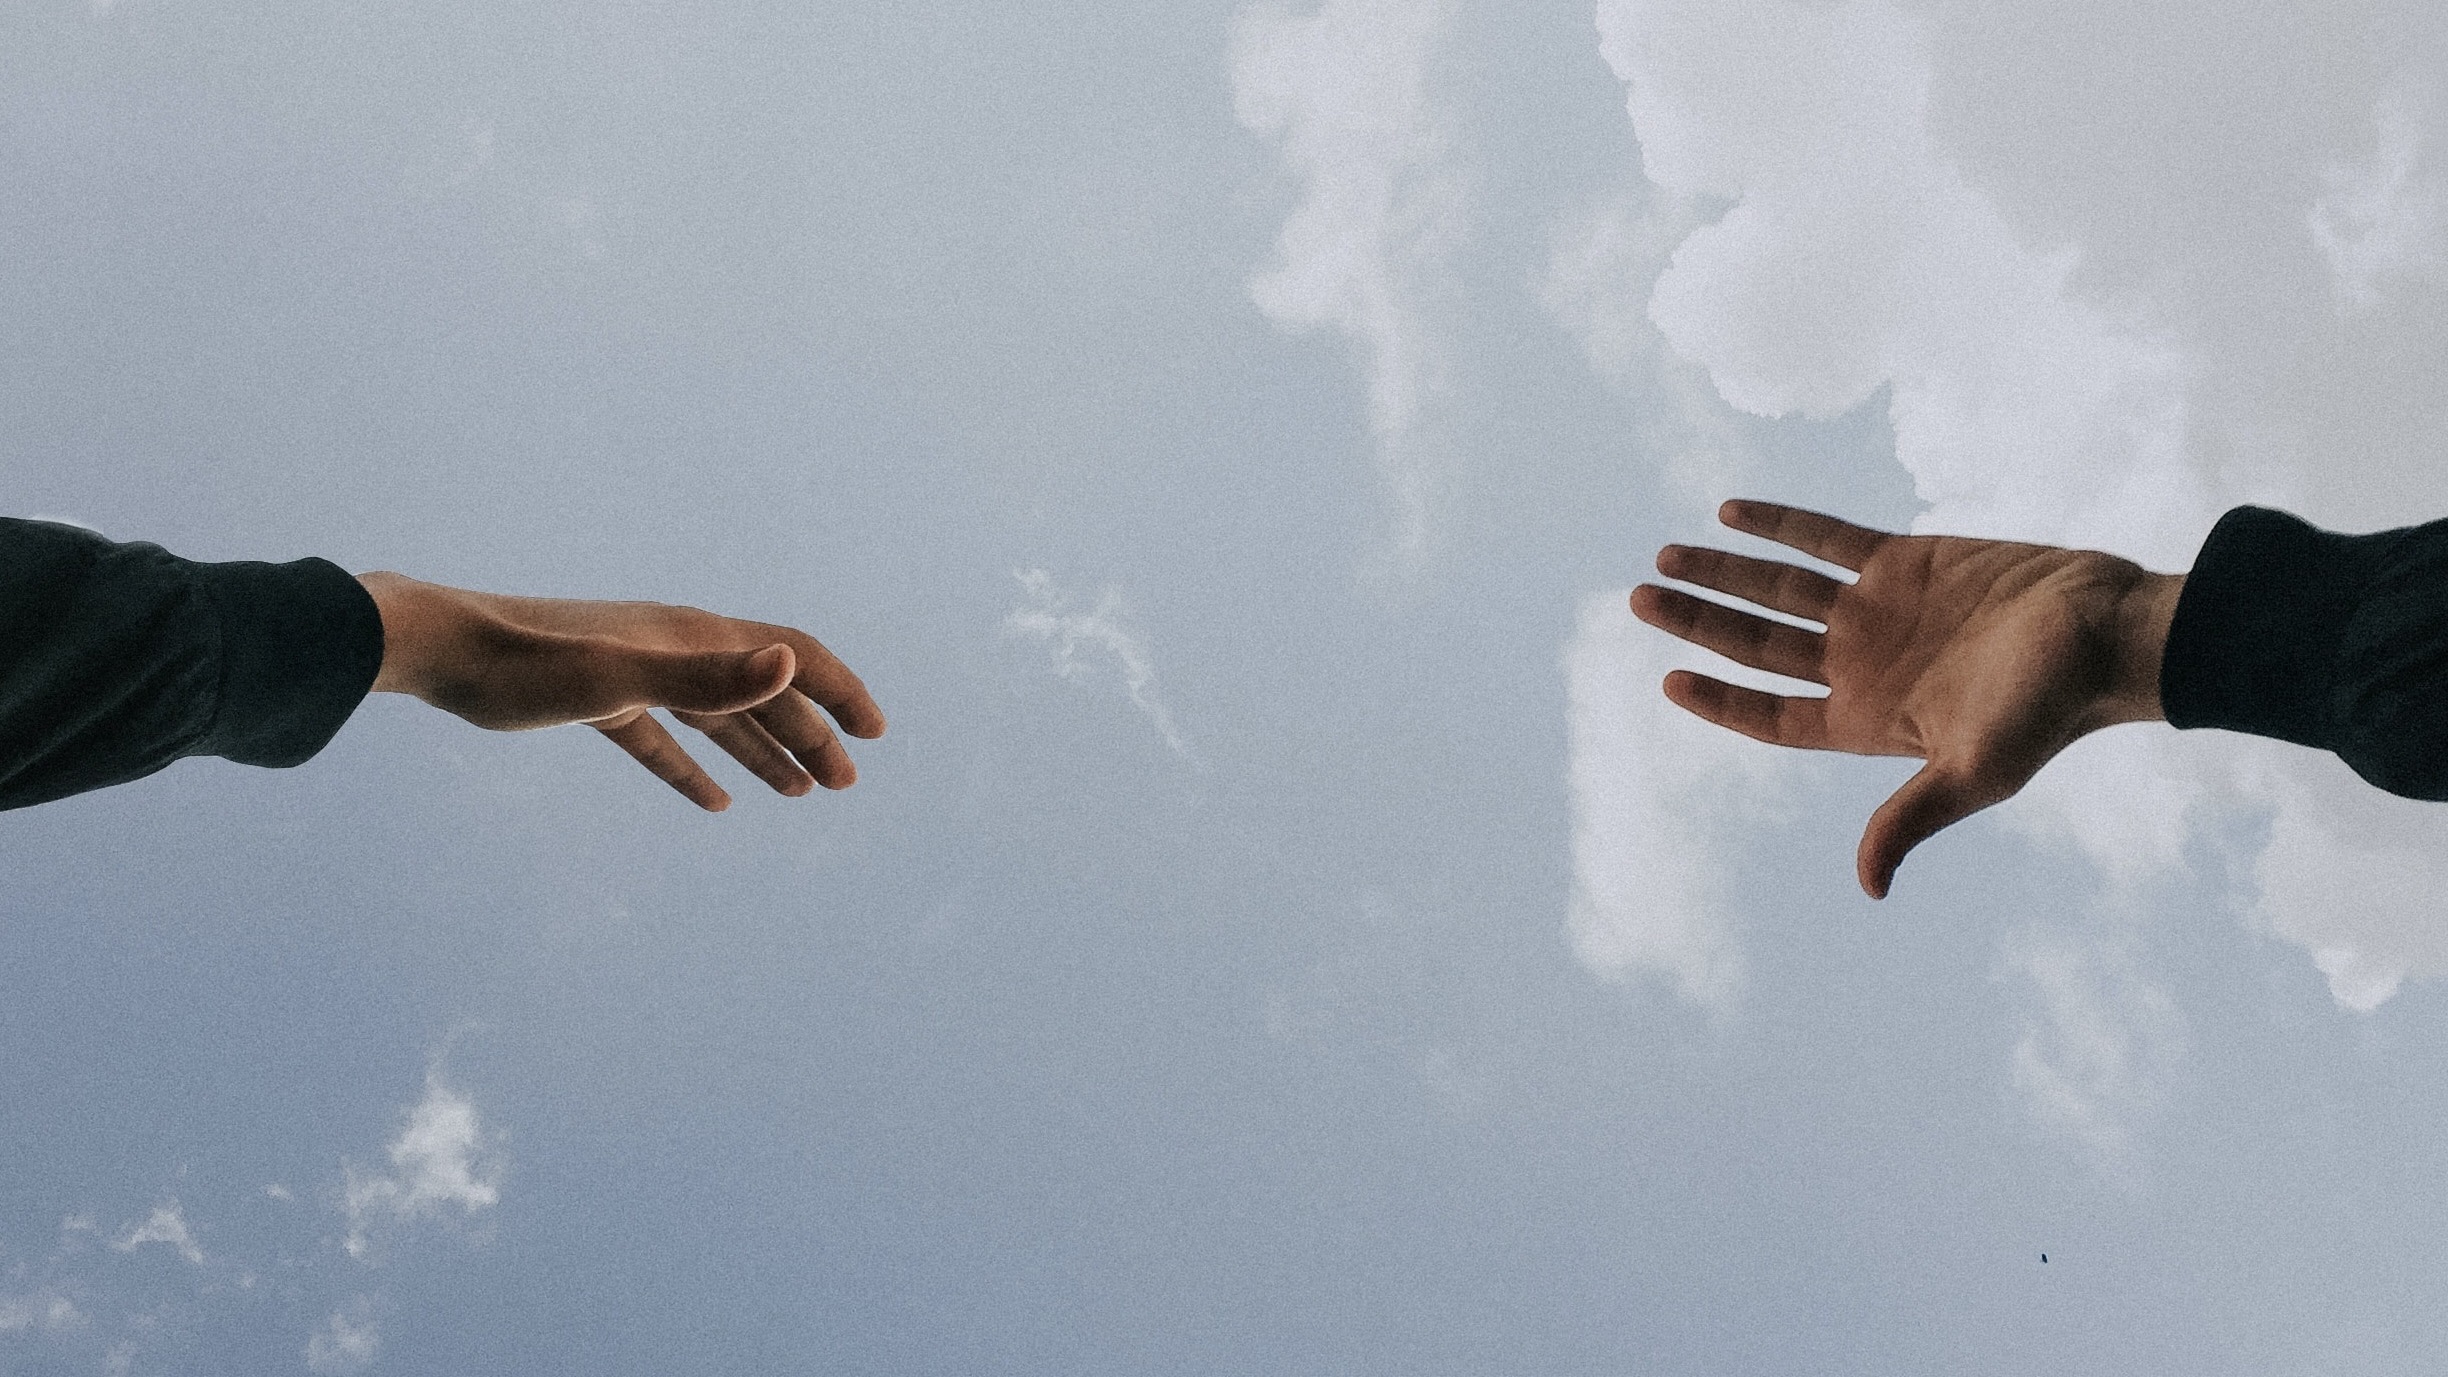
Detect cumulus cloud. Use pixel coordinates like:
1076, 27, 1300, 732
1562, 589, 1807, 1008
305, 1301, 380, 1375
112, 1202, 204, 1266
1234, 0, 1464, 557
2005, 929, 2186, 1168
1575, 0, 2448, 1018
343, 1075, 502, 1259
1544, 190, 1763, 503
1006, 569, 1198, 765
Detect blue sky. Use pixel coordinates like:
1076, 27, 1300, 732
7, 1, 2448, 1373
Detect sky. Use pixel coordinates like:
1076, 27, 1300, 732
5, 0, 2448, 1373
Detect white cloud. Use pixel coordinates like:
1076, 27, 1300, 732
343, 1075, 502, 1260
1234, 0, 1464, 558
2005, 929, 2186, 1169
1577, 0, 2448, 1019
112, 1202, 204, 1266
1544, 190, 1762, 504
2310, 87, 2448, 315
305, 1302, 380, 1375
1005, 569, 1198, 765
0, 1292, 84, 1336
1599, 0, 2214, 561
1562, 589, 1807, 1009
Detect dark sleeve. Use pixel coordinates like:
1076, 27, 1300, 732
2162, 505, 2448, 800
0, 519, 385, 811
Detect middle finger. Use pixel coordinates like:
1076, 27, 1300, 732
675, 708, 818, 797
1656, 544, 1843, 622
1630, 584, 1828, 684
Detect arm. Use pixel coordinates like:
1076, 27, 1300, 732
1635, 500, 2448, 898
0, 518, 881, 812
0, 518, 382, 810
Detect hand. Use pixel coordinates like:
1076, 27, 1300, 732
1630, 500, 2183, 898
356, 572, 886, 811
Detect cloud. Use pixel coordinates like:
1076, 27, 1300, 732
305, 1301, 380, 1375
1576, 0, 2448, 1017
1233, 0, 1464, 557
0, 1292, 84, 1336
1562, 589, 1807, 1009
343, 1074, 503, 1259
111, 1202, 204, 1266
2004, 929, 2186, 1169
1005, 569, 1198, 765
1543, 190, 1763, 505
2310, 86, 2448, 315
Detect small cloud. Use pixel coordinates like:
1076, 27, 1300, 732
0, 1291, 85, 1336
112, 1202, 204, 1266
342, 1074, 502, 1260
2004, 930, 2186, 1170
2309, 87, 2448, 314
264, 1184, 294, 1202
1005, 569, 1199, 766
304, 1301, 380, 1375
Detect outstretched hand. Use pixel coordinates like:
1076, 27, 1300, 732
1630, 501, 2182, 899
357, 572, 886, 811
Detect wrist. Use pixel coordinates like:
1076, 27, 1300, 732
356, 571, 458, 699
2103, 568, 2185, 725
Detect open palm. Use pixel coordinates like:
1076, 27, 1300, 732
1630, 501, 2177, 898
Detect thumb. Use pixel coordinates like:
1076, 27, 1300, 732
634, 643, 796, 715
1856, 763, 1994, 900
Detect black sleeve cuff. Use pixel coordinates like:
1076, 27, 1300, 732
189, 556, 386, 768
2160, 506, 2374, 752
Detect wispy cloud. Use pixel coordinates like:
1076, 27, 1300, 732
305, 1299, 381, 1375
0, 1293, 83, 1337
1233, 0, 1464, 559
342, 1073, 503, 1260
1006, 569, 1198, 765
111, 1202, 204, 1266
2005, 929, 2187, 1172
2310, 87, 2448, 314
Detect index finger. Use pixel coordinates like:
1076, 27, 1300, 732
753, 624, 887, 739
1718, 500, 1891, 573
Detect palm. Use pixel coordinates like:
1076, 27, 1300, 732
1631, 502, 2153, 898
